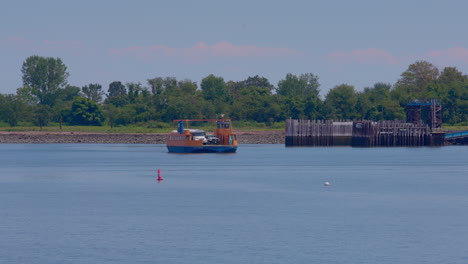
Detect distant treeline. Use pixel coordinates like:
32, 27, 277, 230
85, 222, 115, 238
0, 56, 467, 128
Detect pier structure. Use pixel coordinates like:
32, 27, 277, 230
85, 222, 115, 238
445, 130, 468, 145
285, 119, 445, 147
405, 99, 442, 129
285, 120, 352, 146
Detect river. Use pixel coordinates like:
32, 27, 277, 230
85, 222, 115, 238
1, 144, 467, 263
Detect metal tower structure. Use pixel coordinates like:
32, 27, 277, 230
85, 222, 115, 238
405, 99, 442, 129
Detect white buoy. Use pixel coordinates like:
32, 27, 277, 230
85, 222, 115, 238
324, 181, 330, 186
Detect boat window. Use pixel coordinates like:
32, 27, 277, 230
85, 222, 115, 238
192, 132, 206, 137
217, 122, 230, 129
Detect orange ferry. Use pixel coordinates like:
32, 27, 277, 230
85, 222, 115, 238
167, 119, 238, 153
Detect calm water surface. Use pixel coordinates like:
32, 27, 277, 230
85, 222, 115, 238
1, 144, 468, 264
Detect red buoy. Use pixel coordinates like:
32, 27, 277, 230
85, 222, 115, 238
157, 169, 163, 181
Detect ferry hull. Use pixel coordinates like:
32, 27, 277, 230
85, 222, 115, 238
167, 145, 237, 153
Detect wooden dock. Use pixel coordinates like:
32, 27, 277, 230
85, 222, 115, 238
285, 120, 352, 146
285, 119, 445, 147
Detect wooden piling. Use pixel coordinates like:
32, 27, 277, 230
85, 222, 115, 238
285, 119, 445, 147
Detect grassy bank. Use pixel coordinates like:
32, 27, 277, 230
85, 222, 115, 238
442, 125, 468, 131
0, 121, 285, 133
0, 121, 465, 134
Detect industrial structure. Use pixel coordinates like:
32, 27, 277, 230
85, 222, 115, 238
405, 99, 442, 129
285, 99, 448, 147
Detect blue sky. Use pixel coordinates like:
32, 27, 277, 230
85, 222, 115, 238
1, 0, 467, 97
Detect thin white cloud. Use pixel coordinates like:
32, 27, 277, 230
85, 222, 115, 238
425, 47, 468, 64
110, 42, 299, 62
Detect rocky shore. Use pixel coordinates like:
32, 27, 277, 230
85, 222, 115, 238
0, 130, 285, 144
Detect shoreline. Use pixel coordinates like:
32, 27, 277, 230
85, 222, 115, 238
0, 131, 285, 144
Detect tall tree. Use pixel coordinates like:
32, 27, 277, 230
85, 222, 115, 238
147, 77, 177, 95
160, 79, 204, 121
147, 77, 164, 95
230, 86, 278, 122
107, 81, 127, 98
324, 84, 358, 120
33, 104, 51, 128
82, 83, 105, 103
395, 60, 439, 94
438, 66, 467, 84
177, 79, 198, 95
53, 85, 81, 129
227, 75, 274, 103
435, 67, 468, 124
21, 55, 69, 106
239, 75, 274, 91
277, 73, 320, 98
201, 74, 227, 101
201, 74, 228, 115
358, 83, 404, 120
106, 81, 128, 107
277, 73, 321, 119
126, 82, 147, 103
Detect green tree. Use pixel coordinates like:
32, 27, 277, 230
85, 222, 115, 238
16, 86, 39, 106
105, 81, 128, 107
33, 104, 52, 128
165, 94, 204, 121
281, 96, 306, 119
82, 83, 105, 103
395, 60, 439, 95
177, 79, 198, 94
433, 67, 467, 124
126, 82, 147, 103
358, 83, 398, 120
324, 84, 358, 120
438, 67, 467, 84
227, 75, 274, 105
115, 105, 137, 126
147, 77, 164, 95
102, 104, 117, 128
68, 97, 104, 125
276, 73, 322, 119
52, 85, 81, 129
277, 73, 301, 97
147, 77, 177, 95
201, 74, 227, 101
100, 104, 134, 126
0, 94, 27, 127
57, 85, 81, 101
21, 55, 69, 106
277, 73, 320, 98
231, 86, 279, 122
14, 86, 36, 124
240, 75, 274, 91
161, 79, 205, 121
107, 81, 127, 97
201, 74, 228, 114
